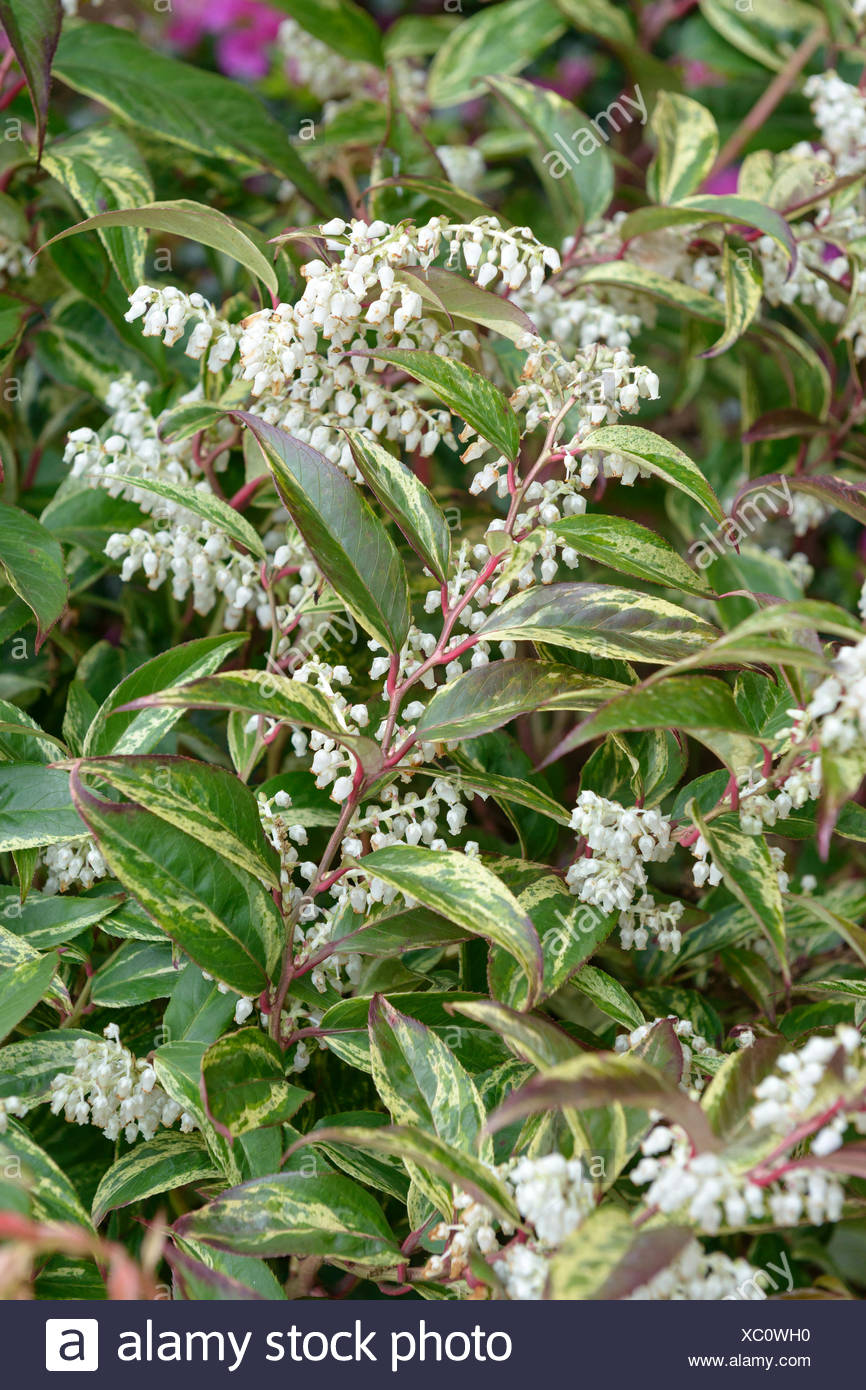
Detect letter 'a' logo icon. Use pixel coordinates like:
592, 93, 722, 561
45, 1320, 99, 1372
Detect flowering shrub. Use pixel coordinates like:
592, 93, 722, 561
1, 0, 866, 1303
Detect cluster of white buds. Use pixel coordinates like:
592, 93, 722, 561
737, 757, 822, 835
513, 277, 641, 354
0, 1094, 27, 1134
239, 215, 556, 466
790, 633, 866, 755
789, 492, 831, 537
49, 1025, 196, 1143
444, 216, 560, 293
506, 1153, 594, 1248
277, 17, 378, 104
0, 232, 35, 286
125, 286, 238, 368
804, 71, 866, 175
618, 894, 685, 954
633, 1024, 866, 1231
39, 837, 108, 895
566, 792, 676, 919
689, 833, 723, 890
425, 1191, 501, 1285
615, 1016, 721, 1095
626, 1241, 764, 1301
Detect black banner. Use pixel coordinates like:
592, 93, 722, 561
12, 1297, 851, 1386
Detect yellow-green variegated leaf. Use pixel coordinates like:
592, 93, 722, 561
452, 998, 581, 1068
487, 877, 618, 1009
288, 1124, 520, 1225
84, 634, 244, 757
201, 1030, 312, 1140
647, 93, 718, 204
488, 75, 614, 228
237, 414, 410, 654
0, 764, 84, 850
552, 515, 713, 596
704, 239, 763, 357
104, 474, 267, 561
127, 669, 383, 776
91, 1131, 219, 1225
0, 945, 62, 1042
416, 659, 626, 742
556, 0, 635, 44
79, 755, 280, 889
690, 806, 787, 980
370, 996, 489, 1156
578, 427, 725, 522
41, 127, 154, 290
176, 1170, 400, 1266
0, 1121, 94, 1230
427, 0, 564, 106
353, 846, 543, 1006
549, 1206, 693, 1300
477, 582, 719, 664
71, 771, 282, 996
487, 1052, 719, 1152
364, 350, 520, 461
579, 261, 724, 324
541, 675, 757, 768
345, 429, 451, 584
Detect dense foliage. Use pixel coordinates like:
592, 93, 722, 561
1, 0, 866, 1303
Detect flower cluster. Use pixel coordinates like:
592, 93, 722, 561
626, 1241, 763, 1301
632, 1024, 866, 1232
48, 1025, 197, 1143
566, 791, 682, 949
39, 837, 108, 896
791, 632, 866, 755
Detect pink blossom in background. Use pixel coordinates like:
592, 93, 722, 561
537, 57, 595, 101
167, 0, 282, 79
703, 166, 739, 195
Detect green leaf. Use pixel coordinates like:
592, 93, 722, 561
0, 503, 67, 649
648, 94, 718, 204
0, 949, 59, 1041
288, 1124, 520, 1225
92, 1132, 219, 1226
364, 350, 520, 460
53, 24, 332, 213
570, 965, 646, 1030
622, 195, 795, 263
488, 75, 614, 228
127, 669, 382, 774
428, 0, 564, 106
488, 877, 617, 1009
42, 199, 278, 299
786, 894, 866, 970
164, 963, 239, 1045
83, 633, 244, 757
0, 1030, 92, 1105
370, 996, 488, 1158
269, 0, 384, 65
169, 1238, 286, 1301
487, 1051, 719, 1151
549, 1206, 693, 1299
578, 426, 725, 522
90, 940, 177, 1008
354, 845, 543, 1006
402, 267, 538, 345
452, 997, 581, 1068
0, 0, 61, 157
0, 886, 119, 948
176, 1171, 400, 1266
579, 260, 725, 323
704, 239, 763, 357
541, 676, 754, 767
71, 771, 282, 995
701, 1037, 787, 1139
201, 1030, 311, 1140
153, 1041, 239, 1182
555, 0, 635, 45
80, 755, 280, 889
237, 415, 410, 653
690, 806, 787, 979
41, 127, 154, 291
478, 582, 719, 664
345, 429, 451, 584
0, 1122, 93, 1229
552, 515, 713, 596
101, 473, 267, 561
0, 764, 83, 850
416, 658, 625, 742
